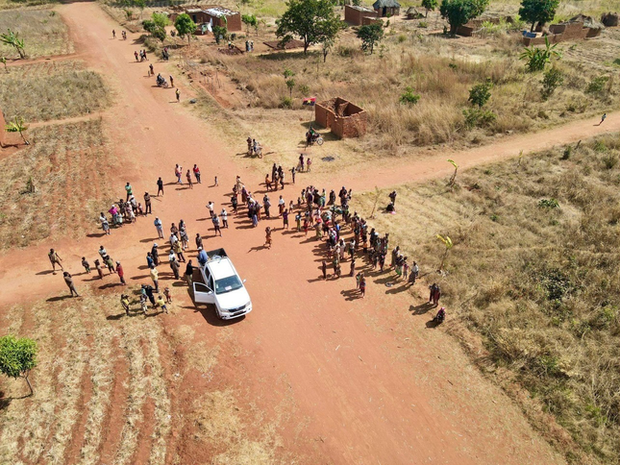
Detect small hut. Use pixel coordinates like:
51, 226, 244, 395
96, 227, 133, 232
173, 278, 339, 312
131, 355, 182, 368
373, 0, 400, 17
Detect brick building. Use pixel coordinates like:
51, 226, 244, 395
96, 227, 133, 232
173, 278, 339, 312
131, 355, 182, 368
315, 98, 367, 139
185, 6, 242, 33
344, 5, 379, 26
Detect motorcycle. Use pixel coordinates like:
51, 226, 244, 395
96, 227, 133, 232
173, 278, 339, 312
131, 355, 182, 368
306, 131, 324, 146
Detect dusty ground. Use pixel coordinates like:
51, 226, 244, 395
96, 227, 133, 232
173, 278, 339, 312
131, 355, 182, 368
1, 2, 618, 464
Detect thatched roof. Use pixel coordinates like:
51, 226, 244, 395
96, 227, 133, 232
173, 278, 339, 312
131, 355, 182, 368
373, 0, 400, 9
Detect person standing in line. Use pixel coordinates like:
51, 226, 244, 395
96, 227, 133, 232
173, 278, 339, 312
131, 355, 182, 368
282, 208, 289, 229
81, 257, 91, 274
173, 240, 186, 263
48, 248, 63, 272
157, 177, 164, 196
207, 201, 215, 217
144, 192, 152, 214
212, 214, 222, 236
175, 164, 183, 184
63, 272, 79, 297
99, 212, 111, 235
265, 227, 272, 249
220, 208, 228, 228
150, 265, 160, 292
186, 170, 193, 188
169, 254, 181, 280
359, 275, 366, 298
291, 167, 296, 184
121, 294, 131, 315
154, 217, 164, 239
185, 260, 194, 287
125, 182, 133, 201
193, 164, 201, 183
195, 233, 203, 250
116, 261, 126, 285
95, 259, 104, 279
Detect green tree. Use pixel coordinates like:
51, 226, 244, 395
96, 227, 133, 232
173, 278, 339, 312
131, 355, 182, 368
520, 36, 561, 72
519, 0, 559, 32
356, 22, 384, 54
276, 0, 342, 55
242, 14, 258, 34
142, 17, 167, 42
5, 116, 29, 145
0, 335, 38, 396
440, 0, 488, 35
152, 12, 169, 28
175, 13, 197, 45
468, 80, 492, 108
421, 0, 438, 17
541, 67, 564, 100
0, 29, 25, 59
212, 25, 228, 44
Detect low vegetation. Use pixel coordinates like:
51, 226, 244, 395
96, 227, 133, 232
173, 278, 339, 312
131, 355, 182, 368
351, 135, 620, 465
0, 119, 113, 249
0, 8, 71, 58
0, 60, 109, 122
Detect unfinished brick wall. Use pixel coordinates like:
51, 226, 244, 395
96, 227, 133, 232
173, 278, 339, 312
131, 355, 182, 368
315, 98, 367, 139
522, 20, 601, 45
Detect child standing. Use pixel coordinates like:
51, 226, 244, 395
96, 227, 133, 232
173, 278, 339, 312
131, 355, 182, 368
163, 287, 172, 304
81, 257, 91, 274
156, 294, 169, 314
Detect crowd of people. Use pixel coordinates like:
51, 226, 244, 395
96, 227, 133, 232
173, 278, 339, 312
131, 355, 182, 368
47, 101, 444, 318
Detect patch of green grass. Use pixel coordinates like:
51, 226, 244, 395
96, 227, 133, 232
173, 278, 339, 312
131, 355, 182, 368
0, 61, 109, 122
0, 8, 71, 57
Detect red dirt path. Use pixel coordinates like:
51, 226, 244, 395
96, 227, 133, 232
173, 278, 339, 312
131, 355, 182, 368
4, 2, 612, 463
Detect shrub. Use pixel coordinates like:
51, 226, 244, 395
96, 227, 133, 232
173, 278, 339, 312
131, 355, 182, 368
463, 108, 496, 128
602, 155, 618, 170
399, 87, 420, 105
280, 96, 293, 108
468, 80, 492, 108
538, 198, 559, 208
541, 67, 564, 100
586, 75, 609, 96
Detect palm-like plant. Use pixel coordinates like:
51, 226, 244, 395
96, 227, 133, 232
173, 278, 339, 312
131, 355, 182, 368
520, 37, 561, 72
437, 234, 453, 271
6, 117, 29, 145
448, 158, 459, 187
0, 29, 25, 59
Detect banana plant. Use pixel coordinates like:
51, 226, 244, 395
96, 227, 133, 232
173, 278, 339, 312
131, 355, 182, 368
6, 116, 29, 145
437, 234, 453, 271
448, 159, 458, 187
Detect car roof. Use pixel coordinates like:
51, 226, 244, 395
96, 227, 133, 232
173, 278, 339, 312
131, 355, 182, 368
207, 257, 236, 279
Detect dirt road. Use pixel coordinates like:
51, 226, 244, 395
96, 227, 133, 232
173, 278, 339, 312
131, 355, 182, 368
0, 2, 594, 463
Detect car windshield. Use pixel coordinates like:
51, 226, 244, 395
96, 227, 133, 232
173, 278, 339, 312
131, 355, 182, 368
215, 275, 243, 294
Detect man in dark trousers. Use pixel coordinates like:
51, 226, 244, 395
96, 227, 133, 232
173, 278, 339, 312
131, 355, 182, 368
144, 192, 152, 214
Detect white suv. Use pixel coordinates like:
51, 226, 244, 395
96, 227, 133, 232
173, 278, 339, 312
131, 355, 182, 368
192, 248, 252, 320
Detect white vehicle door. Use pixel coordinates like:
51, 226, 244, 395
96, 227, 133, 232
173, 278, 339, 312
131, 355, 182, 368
193, 282, 215, 304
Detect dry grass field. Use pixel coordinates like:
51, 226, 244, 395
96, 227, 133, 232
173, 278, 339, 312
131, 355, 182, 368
0, 119, 114, 249
0, 8, 71, 57
189, 25, 618, 156
350, 134, 620, 465
0, 61, 109, 122
0, 290, 281, 464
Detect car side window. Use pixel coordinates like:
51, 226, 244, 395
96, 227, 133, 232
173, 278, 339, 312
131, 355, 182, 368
209, 276, 214, 291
